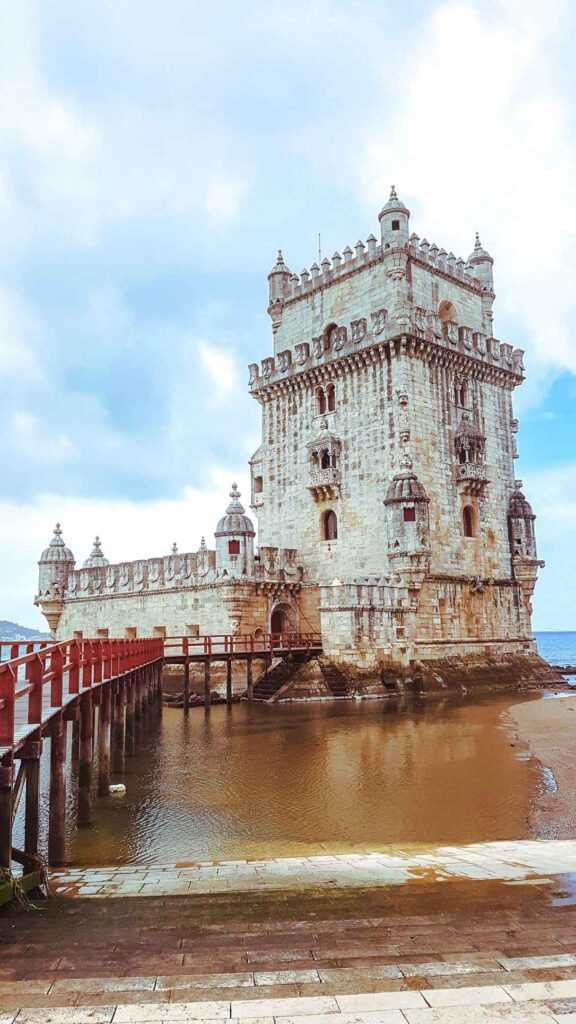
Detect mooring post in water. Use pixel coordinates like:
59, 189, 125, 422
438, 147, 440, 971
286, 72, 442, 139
97, 683, 111, 797
204, 659, 211, 710
125, 674, 136, 755
78, 692, 93, 827
111, 682, 126, 774
20, 740, 41, 856
0, 763, 13, 870
246, 657, 253, 703
226, 659, 232, 706
48, 714, 67, 866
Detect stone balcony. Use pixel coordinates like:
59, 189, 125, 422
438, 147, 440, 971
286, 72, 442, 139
455, 462, 489, 495
308, 465, 341, 501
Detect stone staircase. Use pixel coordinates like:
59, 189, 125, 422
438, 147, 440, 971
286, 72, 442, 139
2, 897, 576, 1022
317, 658, 351, 697
252, 652, 313, 701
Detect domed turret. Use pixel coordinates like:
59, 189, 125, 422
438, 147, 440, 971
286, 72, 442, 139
215, 483, 255, 577
83, 536, 109, 568
379, 185, 410, 248
508, 482, 537, 560
268, 249, 292, 306
468, 232, 494, 290
38, 523, 75, 594
384, 462, 431, 578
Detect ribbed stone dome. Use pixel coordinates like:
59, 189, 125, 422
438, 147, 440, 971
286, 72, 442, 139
39, 523, 75, 564
83, 536, 109, 568
379, 184, 410, 219
384, 472, 429, 504
215, 484, 255, 537
509, 485, 534, 519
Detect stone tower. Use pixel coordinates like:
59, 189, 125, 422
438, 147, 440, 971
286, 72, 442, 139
248, 187, 543, 668
35, 524, 75, 635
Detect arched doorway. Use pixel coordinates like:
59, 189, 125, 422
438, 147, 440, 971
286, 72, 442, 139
270, 603, 293, 637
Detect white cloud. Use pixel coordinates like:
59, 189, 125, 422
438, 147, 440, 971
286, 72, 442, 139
358, 0, 576, 389
197, 341, 239, 402
205, 174, 250, 226
1, 467, 251, 628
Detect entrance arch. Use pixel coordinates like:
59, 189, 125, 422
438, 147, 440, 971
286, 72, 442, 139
270, 603, 294, 636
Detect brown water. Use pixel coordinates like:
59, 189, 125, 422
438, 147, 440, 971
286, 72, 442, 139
27, 692, 546, 867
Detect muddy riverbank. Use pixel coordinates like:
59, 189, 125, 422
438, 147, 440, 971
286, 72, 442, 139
507, 693, 576, 838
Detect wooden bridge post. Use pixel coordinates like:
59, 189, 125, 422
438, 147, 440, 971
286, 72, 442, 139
0, 764, 12, 870
246, 657, 253, 703
19, 740, 42, 856
48, 714, 67, 866
97, 683, 112, 797
204, 660, 211, 710
183, 658, 190, 714
125, 674, 136, 756
111, 683, 126, 774
78, 693, 93, 827
156, 663, 163, 715
226, 659, 232, 706
71, 717, 80, 765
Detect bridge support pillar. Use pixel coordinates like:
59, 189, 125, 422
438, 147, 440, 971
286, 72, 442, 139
71, 717, 80, 765
111, 683, 126, 775
125, 675, 136, 756
226, 659, 232, 706
97, 683, 111, 797
246, 658, 253, 703
204, 660, 211, 710
156, 663, 163, 716
78, 693, 93, 827
48, 715, 67, 866
0, 764, 13, 870
19, 740, 42, 857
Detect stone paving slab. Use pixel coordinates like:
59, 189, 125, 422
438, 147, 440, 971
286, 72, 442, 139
49, 842, 576, 899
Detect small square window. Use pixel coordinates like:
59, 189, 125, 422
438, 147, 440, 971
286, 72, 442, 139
403, 507, 416, 522
392, 219, 400, 231
228, 540, 240, 554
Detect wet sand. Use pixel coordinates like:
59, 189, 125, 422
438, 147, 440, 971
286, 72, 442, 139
508, 692, 576, 837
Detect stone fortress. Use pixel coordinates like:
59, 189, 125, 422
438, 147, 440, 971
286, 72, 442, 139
35, 188, 548, 685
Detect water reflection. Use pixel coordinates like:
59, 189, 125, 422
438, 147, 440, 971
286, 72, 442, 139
56, 694, 544, 866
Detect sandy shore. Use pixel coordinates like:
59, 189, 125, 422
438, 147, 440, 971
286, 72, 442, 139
508, 692, 576, 836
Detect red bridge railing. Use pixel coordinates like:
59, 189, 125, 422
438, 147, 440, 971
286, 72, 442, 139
164, 632, 322, 658
0, 637, 163, 754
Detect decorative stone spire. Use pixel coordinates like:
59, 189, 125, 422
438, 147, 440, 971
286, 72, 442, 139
83, 535, 109, 568
199, 536, 207, 551
39, 523, 75, 564
171, 542, 178, 555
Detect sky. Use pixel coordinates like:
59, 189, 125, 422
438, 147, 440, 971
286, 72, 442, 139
1, 0, 575, 631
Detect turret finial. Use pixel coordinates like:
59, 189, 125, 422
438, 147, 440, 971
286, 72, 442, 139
54, 522, 62, 537
474, 232, 482, 250
171, 542, 178, 555
230, 482, 240, 499
390, 184, 398, 201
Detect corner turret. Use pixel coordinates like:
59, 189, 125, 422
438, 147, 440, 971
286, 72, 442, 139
468, 232, 494, 291
267, 250, 291, 306
215, 483, 256, 578
379, 185, 410, 249
35, 523, 75, 636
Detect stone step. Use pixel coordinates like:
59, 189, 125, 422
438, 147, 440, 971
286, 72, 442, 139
2, 955, 576, 1012
3, 974, 576, 1022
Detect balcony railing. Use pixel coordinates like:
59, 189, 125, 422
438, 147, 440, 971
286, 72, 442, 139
309, 465, 341, 487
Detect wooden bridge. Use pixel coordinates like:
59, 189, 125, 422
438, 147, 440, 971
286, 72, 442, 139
0, 632, 321, 904
164, 632, 322, 708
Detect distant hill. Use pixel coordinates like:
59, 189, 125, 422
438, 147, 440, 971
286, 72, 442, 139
0, 620, 51, 641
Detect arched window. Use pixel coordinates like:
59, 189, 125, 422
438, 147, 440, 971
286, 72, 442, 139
228, 539, 240, 554
326, 383, 336, 412
462, 505, 475, 538
403, 506, 416, 522
316, 387, 326, 415
254, 476, 263, 493
322, 509, 338, 541
320, 448, 331, 469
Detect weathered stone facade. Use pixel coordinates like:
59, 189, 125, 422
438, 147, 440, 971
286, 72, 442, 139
35, 188, 544, 679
